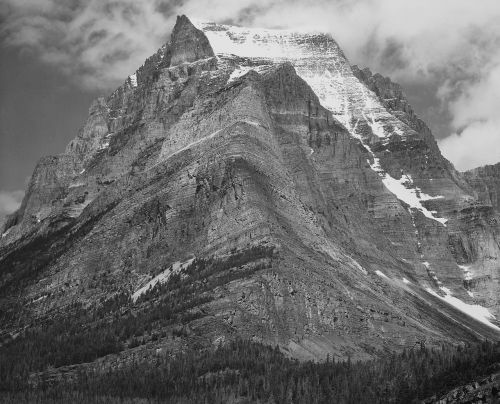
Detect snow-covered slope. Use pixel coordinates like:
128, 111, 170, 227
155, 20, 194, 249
195, 21, 409, 137
194, 21, 448, 226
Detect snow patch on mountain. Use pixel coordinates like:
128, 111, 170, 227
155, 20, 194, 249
425, 287, 500, 331
196, 21, 399, 132
422, 262, 496, 329
129, 73, 137, 87
132, 258, 195, 302
459, 265, 473, 281
227, 65, 271, 83
68, 182, 86, 189
363, 143, 447, 225
98, 140, 110, 150
375, 270, 389, 279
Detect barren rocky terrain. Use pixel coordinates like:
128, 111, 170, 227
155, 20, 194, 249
0, 16, 499, 383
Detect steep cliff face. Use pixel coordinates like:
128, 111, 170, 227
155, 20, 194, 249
0, 16, 499, 366
197, 20, 500, 318
351, 64, 500, 318
465, 163, 500, 213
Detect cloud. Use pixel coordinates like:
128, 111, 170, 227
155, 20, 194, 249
0, 190, 24, 223
439, 120, 500, 172
4, 0, 499, 90
438, 59, 500, 171
1, 0, 176, 89
1, 0, 500, 168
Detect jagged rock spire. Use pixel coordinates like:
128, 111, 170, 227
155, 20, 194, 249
168, 15, 215, 66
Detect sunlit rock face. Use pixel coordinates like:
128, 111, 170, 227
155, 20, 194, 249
0, 16, 499, 363
197, 20, 500, 319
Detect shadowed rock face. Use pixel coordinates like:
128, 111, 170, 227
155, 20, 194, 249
0, 16, 499, 365
168, 15, 215, 66
465, 163, 500, 213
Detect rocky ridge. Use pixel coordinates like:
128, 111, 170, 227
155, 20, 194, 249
0, 16, 499, 366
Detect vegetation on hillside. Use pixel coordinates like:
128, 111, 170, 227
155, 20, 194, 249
1, 245, 499, 403
1, 339, 500, 403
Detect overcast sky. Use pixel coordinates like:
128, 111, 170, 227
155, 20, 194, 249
1, 0, 500, 219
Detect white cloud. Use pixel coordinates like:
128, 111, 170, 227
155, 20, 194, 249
449, 61, 500, 130
1, 0, 176, 89
0, 190, 24, 222
438, 53, 500, 170
439, 120, 500, 171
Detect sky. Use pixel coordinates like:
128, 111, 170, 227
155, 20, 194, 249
1, 0, 500, 219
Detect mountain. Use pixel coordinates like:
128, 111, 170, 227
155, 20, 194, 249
465, 162, 500, 213
1, 14, 499, 378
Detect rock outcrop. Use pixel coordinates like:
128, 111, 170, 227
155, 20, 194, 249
0, 16, 499, 368
168, 15, 215, 66
465, 163, 500, 213
423, 367, 500, 404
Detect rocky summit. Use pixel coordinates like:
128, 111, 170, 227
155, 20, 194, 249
1, 15, 500, 372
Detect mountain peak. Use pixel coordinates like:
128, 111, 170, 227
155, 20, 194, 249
1, 15, 500, 384
168, 15, 215, 66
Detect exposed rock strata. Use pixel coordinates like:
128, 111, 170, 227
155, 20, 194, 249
465, 163, 500, 213
0, 16, 499, 367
